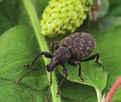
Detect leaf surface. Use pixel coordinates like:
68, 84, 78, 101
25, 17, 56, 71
0, 26, 48, 102
81, 23, 121, 102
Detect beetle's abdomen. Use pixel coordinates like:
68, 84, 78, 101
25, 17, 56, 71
61, 33, 96, 60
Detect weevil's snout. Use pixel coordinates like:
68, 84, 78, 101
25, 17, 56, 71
46, 57, 59, 72
46, 62, 56, 72
46, 64, 51, 72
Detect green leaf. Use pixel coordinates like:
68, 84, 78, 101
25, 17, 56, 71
0, 0, 16, 35
99, 24, 121, 102
100, 16, 121, 31
0, 26, 48, 102
99, 0, 121, 31
0, 0, 29, 35
80, 22, 121, 102
107, 0, 121, 16
97, 0, 109, 18
59, 77, 97, 102
58, 62, 107, 91
0, 0, 49, 35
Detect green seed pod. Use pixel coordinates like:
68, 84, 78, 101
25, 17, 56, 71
41, 0, 90, 37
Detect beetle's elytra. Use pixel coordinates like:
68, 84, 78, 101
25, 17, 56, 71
17, 32, 104, 102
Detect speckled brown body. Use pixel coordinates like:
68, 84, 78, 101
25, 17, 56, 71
62, 32, 96, 60
53, 32, 96, 65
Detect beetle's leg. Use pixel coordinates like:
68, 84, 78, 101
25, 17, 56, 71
25, 52, 52, 67
81, 52, 104, 68
57, 65, 68, 97
46, 72, 52, 102
17, 66, 46, 83
68, 61, 84, 82
51, 41, 59, 50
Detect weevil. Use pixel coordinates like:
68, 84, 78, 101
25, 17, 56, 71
17, 32, 104, 101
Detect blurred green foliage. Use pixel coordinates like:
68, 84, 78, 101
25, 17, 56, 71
0, 0, 121, 102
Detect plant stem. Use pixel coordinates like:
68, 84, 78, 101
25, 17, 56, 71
22, 0, 61, 102
96, 88, 102, 102
105, 77, 121, 102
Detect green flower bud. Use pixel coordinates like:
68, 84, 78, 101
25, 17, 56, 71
41, 0, 90, 37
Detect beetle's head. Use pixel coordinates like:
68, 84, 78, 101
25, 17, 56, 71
46, 56, 59, 72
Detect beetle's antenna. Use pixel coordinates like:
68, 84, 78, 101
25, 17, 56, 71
17, 66, 46, 83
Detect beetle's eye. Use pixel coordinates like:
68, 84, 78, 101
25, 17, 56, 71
46, 64, 49, 68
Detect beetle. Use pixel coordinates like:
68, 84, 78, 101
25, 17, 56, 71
17, 32, 104, 101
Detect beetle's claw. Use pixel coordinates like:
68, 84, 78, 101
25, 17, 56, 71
101, 64, 104, 69
81, 78, 84, 82
79, 75, 84, 82
100, 63, 104, 69
95, 61, 104, 69
25, 64, 32, 68
16, 80, 20, 83
57, 89, 60, 97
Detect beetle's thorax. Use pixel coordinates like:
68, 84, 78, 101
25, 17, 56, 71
46, 46, 71, 72
53, 46, 71, 65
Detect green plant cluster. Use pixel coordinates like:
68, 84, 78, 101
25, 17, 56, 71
41, 0, 90, 37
